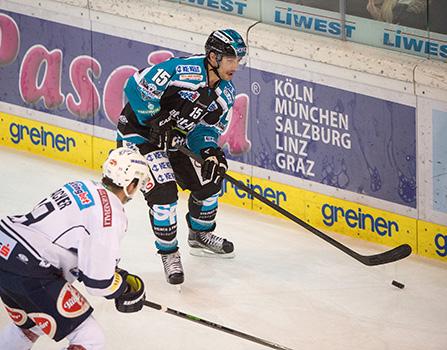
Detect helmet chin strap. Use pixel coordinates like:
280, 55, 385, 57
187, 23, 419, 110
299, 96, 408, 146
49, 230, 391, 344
123, 180, 142, 202
207, 55, 222, 83
123, 186, 133, 202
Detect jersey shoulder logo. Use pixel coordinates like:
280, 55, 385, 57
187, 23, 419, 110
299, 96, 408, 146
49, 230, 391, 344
64, 182, 95, 210
179, 74, 203, 81
97, 189, 112, 227
223, 86, 235, 105
178, 90, 200, 102
175, 65, 202, 74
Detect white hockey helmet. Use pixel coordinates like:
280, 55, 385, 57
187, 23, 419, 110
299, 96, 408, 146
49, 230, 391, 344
102, 147, 150, 198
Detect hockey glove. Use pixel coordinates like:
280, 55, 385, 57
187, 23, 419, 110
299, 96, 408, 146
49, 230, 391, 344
166, 129, 187, 152
200, 147, 228, 184
146, 112, 175, 148
114, 269, 146, 313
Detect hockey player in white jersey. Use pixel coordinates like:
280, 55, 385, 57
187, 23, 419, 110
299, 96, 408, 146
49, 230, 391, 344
0, 147, 150, 350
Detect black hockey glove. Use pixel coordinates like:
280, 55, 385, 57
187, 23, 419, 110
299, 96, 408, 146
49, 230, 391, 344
166, 129, 187, 152
146, 112, 175, 148
200, 147, 228, 184
114, 269, 146, 313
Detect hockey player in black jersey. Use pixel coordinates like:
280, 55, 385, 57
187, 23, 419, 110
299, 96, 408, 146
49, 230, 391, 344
0, 148, 150, 350
116, 29, 247, 285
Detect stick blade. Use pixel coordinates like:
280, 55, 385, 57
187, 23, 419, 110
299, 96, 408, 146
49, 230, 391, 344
361, 244, 412, 266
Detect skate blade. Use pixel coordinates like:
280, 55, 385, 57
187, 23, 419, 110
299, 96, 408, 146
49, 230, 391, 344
189, 247, 235, 259
166, 279, 184, 286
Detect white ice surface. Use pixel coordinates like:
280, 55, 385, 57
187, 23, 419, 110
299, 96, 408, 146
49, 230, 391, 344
0, 147, 446, 350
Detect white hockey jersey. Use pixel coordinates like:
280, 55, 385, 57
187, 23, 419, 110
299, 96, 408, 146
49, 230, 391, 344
0, 180, 128, 298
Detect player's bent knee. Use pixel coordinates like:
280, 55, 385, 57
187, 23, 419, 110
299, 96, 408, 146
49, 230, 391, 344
143, 182, 178, 206
191, 182, 221, 201
65, 315, 105, 350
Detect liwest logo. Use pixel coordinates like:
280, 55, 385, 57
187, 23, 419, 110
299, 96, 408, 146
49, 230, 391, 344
274, 7, 356, 38
220, 178, 287, 206
383, 30, 447, 59
321, 204, 399, 237
181, 0, 248, 15
9, 123, 76, 152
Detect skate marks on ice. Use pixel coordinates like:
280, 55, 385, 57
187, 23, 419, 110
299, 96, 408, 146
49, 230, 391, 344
0, 148, 446, 350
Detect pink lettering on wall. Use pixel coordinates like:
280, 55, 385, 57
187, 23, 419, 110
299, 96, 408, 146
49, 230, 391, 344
219, 93, 251, 156
66, 55, 101, 119
147, 50, 174, 66
19, 44, 64, 109
103, 50, 173, 126
0, 14, 20, 66
103, 65, 137, 126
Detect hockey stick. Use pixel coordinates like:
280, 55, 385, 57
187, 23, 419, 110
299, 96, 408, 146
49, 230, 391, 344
143, 300, 294, 350
177, 145, 412, 266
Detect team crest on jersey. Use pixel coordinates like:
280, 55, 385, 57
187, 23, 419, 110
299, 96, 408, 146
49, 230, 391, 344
0, 230, 17, 260
28, 313, 57, 339
97, 189, 112, 227
178, 90, 200, 102
5, 306, 27, 326
176, 65, 202, 74
64, 182, 95, 210
138, 79, 162, 101
179, 74, 203, 81
57, 283, 91, 318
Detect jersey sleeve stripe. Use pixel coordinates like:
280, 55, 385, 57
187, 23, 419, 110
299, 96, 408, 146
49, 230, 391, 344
1, 219, 42, 259
79, 270, 114, 289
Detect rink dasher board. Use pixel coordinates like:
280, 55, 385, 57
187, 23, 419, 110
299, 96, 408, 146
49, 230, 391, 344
0, 109, 446, 263
0, 0, 446, 261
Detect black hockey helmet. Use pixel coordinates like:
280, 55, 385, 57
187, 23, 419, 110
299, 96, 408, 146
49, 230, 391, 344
205, 29, 247, 61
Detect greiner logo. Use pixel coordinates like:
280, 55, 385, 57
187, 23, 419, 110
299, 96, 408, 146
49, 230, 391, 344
321, 203, 399, 237
220, 178, 287, 206
9, 123, 76, 152
434, 233, 447, 257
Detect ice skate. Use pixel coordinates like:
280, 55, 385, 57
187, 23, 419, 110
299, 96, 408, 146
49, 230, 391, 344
159, 249, 184, 285
188, 228, 235, 258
